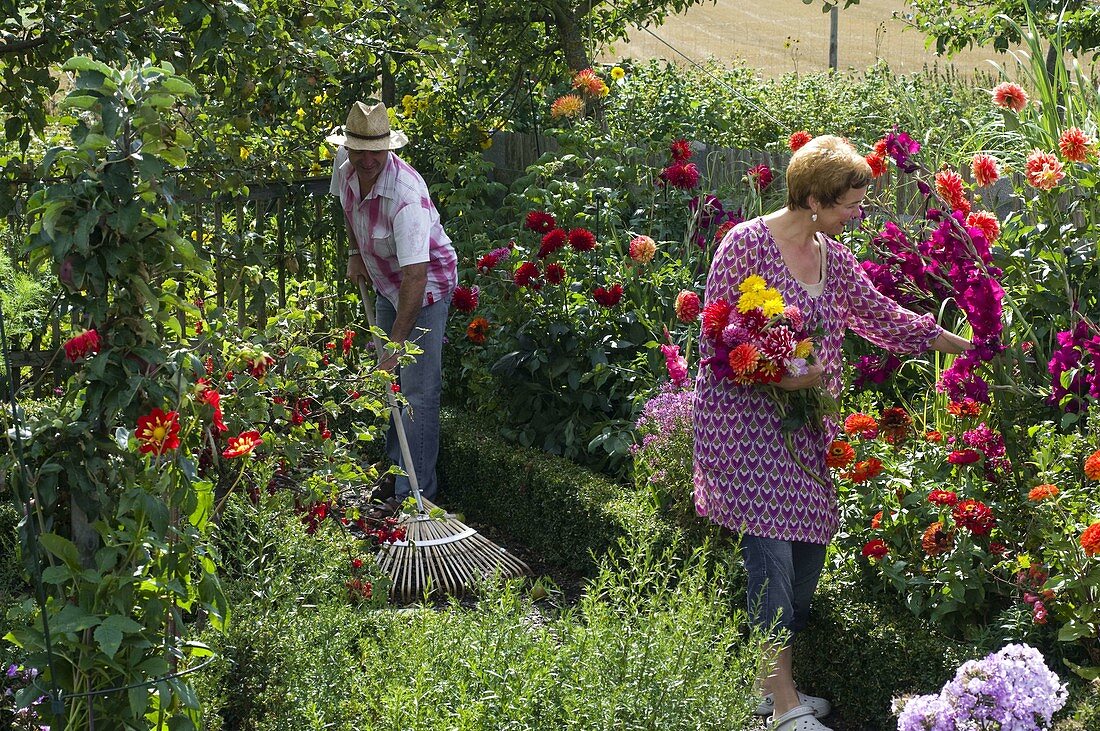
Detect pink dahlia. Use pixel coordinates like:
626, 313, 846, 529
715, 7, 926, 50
971, 153, 1000, 187
1058, 126, 1095, 163
992, 82, 1028, 112
1025, 150, 1065, 191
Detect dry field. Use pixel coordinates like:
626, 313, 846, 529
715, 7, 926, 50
601, 0, 1024, 79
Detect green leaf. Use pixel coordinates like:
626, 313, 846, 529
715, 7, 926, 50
62, 56, 115, 77
159, 77, 197, 98
94, 614, 144, 659
49, 603, 101, 634
41, 565, 74, 585
39, 532, 82, 569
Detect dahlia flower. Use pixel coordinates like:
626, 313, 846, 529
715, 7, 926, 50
992, 82, 1029, 112
1058, 126, 1095, 163
628, 235, 657, 264
971, 153, 1000, 187
550, 94, 584, 119
1025, 149, 1065, 191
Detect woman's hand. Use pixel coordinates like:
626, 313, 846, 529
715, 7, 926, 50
931, 330, 973, 354
775, 363, 824, 391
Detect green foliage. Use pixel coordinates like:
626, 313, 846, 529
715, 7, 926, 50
194, 493, 386, 730
363, 539, 764, 731
906, 0, 1100, 57
437, 408, 678, 569
0, 500, 22, 598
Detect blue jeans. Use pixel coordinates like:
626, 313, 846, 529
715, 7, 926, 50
376, 296, 448, 501
739, 535, 827, 637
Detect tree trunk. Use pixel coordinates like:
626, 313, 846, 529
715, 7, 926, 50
381, 53, 396, 107
549, 2, 590, 71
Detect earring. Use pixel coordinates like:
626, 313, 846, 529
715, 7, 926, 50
811, 212, 818, 222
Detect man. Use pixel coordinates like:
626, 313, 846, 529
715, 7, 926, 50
327, 100, 457, 503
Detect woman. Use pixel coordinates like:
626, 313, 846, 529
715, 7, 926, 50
692, 136, 971, 731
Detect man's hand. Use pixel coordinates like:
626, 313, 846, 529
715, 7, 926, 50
775, 363, 824, 391
376, 349, 399, 373
347, 251, 370, 283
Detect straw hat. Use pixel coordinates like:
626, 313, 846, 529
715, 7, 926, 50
325, 101, 408, 151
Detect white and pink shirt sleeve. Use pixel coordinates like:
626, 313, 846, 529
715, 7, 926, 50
330, 147, 458, 308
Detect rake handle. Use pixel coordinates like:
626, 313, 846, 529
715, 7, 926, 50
356, 278, 426, 515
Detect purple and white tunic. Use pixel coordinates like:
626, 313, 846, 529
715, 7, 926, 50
693, 217, 941, 544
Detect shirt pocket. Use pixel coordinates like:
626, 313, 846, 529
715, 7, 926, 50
366, 220, 396, 259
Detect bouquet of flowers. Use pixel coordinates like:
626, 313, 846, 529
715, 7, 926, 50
700, 274, 836, 480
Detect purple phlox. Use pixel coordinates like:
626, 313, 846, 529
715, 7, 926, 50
896, 643, 1068, 731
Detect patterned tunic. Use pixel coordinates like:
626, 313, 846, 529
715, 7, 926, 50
692, 217, 941, 544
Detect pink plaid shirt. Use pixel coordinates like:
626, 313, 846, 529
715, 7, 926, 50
330, 148, 457, 308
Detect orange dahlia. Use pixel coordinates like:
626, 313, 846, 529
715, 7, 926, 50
992, 82, 1029, 112
971, 153, 1000, 187
727, 342, 760, 377
466, 317, 490, 345
1080, 521, 1100, 556
1058, 126, 1095, 163
871, 510, 884, 529
1025, 149, 1065, 191
675, 290, 701, 322
788, 130, 813, 152
935, 168, 968, 213
966, 210, 1000, 245
826, 441, 856, 469
572, 68, 608, 97
1027, 484, 1059, 502
550, 94, 584, 119
921, 521, 955, 556
1084, 449, 1100, 480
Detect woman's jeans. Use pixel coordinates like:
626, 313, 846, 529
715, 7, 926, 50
375, 296, 448, 501
739, 534, 827, 637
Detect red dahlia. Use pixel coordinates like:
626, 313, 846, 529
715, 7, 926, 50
568, 227, 597, 252
592, 283, 623, 307
952, 498, 996, 536
538, 228, 568, 258
675, 290, 701, 323
513, 261, 541, 289
669, 138, 692, 162
525, 211, 556, 233
452, 285, 479, 313
788, 130, 812, 152
544, 262, 566, 285
701, 299, 732, 339
861, 538, 888, 560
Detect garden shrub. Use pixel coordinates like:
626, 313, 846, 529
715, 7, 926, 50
362, 538, 764, 731
437, 408, 679, 569
195, 493, 385, 730
0, 500, 21, 597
